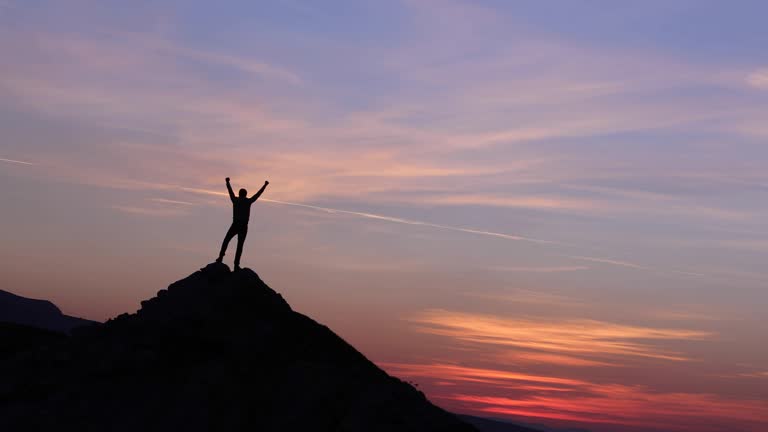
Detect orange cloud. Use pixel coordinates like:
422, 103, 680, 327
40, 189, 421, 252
510, 352, 615, 367
409, 309, 713, 361
381, 363, 587, 387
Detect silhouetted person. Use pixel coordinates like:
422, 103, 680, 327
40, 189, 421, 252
216, 177, 269, 270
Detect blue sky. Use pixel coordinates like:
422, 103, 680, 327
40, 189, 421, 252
1, 1, 767, 431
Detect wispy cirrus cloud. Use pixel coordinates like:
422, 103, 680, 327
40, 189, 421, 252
464, 289, 584, 308
2, 22, 765, 235
746, 69, 768, 90
738, 371, 768, 379
407, 191, 754, 222
381, 362, 587, 388
111, 205, 188, 217
418, 194, 595, 211
158, 41, 303, 85
509, 352, 614, 367
491, 266, 588, 273
408, 309, 713, 361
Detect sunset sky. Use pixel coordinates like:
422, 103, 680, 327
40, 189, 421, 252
1, 1, 767, 431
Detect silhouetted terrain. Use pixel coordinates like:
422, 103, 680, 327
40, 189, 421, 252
0, 289, 97, 333
0, 263, 478, 432
458, 415, 585, 432
459, 415, 544, 432
0, 321, 67, 358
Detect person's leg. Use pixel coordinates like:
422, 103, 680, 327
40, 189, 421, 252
234, 225, 248, 269
217, 224, 238, 262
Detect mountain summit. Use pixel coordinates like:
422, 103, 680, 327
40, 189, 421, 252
0, 263, 476, 432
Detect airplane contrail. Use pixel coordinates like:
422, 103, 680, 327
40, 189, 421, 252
123, 182, 711, 277
172, 185, 558, 245
261, 198, 559, 245
149, 198, 197, 206
259, 199, 708, 277
0, 157, 35, 165
570, 255, 649, 270
0, 162, 731, 278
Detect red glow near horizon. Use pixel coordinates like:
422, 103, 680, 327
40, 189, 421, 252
381, 363, 768, 432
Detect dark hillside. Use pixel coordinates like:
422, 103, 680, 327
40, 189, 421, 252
0, 263, 476, 432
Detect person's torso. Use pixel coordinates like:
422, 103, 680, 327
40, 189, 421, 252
232, 198, 253, 224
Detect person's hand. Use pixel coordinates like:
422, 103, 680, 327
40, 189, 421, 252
226, 177, 230, 183
265, 180, 269, 185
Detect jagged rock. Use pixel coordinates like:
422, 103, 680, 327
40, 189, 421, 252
0, 263, 476, 432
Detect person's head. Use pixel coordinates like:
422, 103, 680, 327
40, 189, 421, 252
239, 188, 247, 198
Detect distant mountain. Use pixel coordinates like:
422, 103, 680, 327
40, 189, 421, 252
459, 415, 542, 432
0, 289, 97, 333
459, 414, 544, 431
0, 263, 478, 432
458, 415, 589, 432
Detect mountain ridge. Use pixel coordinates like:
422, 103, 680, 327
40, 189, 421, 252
0, 288, 97, 334
0, 262, 478, 432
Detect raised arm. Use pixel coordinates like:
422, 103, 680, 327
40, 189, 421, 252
250, 180, 269, 202
225, 177, 235, 201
